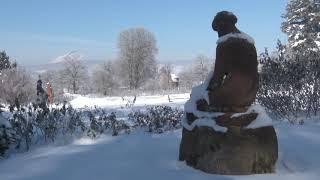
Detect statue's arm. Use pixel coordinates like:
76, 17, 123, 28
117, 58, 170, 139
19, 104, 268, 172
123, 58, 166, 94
207, 45, 231, 91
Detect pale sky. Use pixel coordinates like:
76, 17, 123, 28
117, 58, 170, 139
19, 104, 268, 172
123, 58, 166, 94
0, 0, 288, 66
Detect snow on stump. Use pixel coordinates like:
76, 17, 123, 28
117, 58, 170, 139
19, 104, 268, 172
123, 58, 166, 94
179, 106, 278, 175
178, 79, 278, 174
179, 81, 278, 175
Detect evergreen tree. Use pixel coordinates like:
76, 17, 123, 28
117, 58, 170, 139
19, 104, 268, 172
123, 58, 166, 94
282, 0, 320, 52
0, 51, 16, 71
282, 0, 320, 116
259, 0, 320, 121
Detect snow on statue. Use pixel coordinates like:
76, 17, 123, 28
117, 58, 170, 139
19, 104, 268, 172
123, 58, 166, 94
179, 11, 278, 175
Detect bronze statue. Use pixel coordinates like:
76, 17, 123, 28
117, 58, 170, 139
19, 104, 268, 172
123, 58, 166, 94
179, 11, 278, 175
197, 11, 259, 114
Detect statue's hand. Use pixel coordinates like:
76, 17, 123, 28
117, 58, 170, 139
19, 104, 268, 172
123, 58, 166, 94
196, 99, 210, 112
221, 72, 232, 87
207, 72, 232, 91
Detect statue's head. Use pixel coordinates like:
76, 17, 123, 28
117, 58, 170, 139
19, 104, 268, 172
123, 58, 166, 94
212, 11, 238, 36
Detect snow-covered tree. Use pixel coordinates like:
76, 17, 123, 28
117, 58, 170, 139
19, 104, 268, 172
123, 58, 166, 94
159, 63, 173, 90
117, 28, 158, 90
282, 0, 320, 52
0, 51, 16, 72
62, 55, 88, 94
0, 52, 33, 106
258, 41, 320, 122
193, 55, 212, 83
262, 0, 320, 120
92, 61, 118, 95
0, 67, 34, 106
178, 55, 213, 90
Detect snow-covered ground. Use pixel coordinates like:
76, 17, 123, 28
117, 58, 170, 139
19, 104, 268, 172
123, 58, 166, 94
0, 94, 320, 180
68, 93, 189, 109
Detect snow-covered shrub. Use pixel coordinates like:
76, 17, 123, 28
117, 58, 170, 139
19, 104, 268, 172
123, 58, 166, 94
87, 110, 130, 138
0, 107, 13, 156
147, 106, 183, 132
258, 41, 320, 123
61, 105, 86, 136
0, 125, 10, 156
129, 106, 183, 133
1, 104, 182, 158
128, 111, 149, 128
9, 109, 34, 151
7, 104, 86, 151
110, 118, 131, 136
258, 1, 320, 123
87, 111, 104, 138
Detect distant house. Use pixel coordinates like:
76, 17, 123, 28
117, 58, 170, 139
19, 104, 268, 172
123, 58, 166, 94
170, 73, 179, 88
159, 72, 180, 89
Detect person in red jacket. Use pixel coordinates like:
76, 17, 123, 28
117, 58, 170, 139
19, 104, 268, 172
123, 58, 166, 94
46, 81, 53, 104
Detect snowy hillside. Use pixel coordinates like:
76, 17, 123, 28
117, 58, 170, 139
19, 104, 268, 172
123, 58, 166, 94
0, 94, 320, 180
50, 51, 84, 64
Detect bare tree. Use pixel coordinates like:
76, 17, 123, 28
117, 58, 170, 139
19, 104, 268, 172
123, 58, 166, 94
0, 67, 34, 106
117, 28, 158, 90
159, 63, 173, 90
92, 61, 118, 95
193, 55, 212, 83
178, 55, 213, 90
178, 65, 197, 89
62, 56, 88, 94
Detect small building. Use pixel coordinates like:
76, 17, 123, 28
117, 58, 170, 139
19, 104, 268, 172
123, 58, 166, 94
170, 73, 180, 88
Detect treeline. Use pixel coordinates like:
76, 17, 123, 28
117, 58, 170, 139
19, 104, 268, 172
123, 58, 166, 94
40, 53, 213, 97
0, 28, 213, 106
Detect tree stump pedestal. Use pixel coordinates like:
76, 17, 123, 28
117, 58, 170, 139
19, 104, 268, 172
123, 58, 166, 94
179, 110, 278, 175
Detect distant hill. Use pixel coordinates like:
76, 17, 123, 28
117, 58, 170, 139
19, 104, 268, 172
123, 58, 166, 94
25, 51, 193, 75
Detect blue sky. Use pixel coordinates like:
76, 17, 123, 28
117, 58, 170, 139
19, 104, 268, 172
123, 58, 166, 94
0, 0, 288, 66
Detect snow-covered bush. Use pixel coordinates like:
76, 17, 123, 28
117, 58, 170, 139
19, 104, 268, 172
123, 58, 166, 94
6, 104, 86, 151
9, 109, 34, 151
0, 119, 11, 156
101, 112, 131, 136
87, 110, 131, 138
0, 104, 182, 157
60, 105, 86, 136
259, 0, 320, 123
258, 41, 320, 123
86, 110, 105, 138
129, 106, 183, 133
0, 125, 10, 156
0, 105, 14, 156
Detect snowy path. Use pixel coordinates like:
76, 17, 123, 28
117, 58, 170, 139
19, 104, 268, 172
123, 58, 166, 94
1, 123, 320, 180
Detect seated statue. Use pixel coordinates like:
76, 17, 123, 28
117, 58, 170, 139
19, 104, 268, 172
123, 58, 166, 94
179, 11, 278, 175
196, 11, 260, 127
